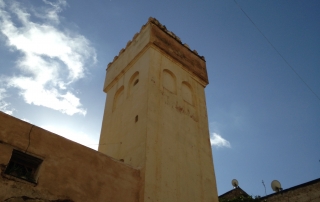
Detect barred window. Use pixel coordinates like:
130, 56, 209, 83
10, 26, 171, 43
5, 150, 42, 183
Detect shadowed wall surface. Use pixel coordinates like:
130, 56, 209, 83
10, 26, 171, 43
0, 112, 140, 202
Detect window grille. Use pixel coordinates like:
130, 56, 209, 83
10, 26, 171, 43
5, 150, 42, 183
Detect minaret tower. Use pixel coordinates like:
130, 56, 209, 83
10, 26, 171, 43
99, 18, 218, 202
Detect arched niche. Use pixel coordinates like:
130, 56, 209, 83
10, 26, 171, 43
113, 86, 124, 111
162, 69, 177, 94
182, 81, 193, 105
128, 71, 139, 96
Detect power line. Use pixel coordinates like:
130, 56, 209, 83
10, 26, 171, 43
234, 0, 320, 102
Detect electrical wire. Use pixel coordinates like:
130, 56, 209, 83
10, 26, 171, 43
234, 0, 320, 102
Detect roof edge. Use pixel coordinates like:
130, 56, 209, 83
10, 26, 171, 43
107, 17, 205, 69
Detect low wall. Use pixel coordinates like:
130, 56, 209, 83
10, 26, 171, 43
0, 112, 141, 202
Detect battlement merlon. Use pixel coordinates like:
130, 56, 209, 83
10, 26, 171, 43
103, 17, 209, 92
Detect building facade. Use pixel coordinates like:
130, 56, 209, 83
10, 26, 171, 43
260, 178, 320, 202
0, 18, 219, 202
98, 17, 218, 202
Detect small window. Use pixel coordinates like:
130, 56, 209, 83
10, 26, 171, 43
128, 71, 139, 96
133, 79, 139, 86
135, 115, 139, 122
5, 150, 42, 183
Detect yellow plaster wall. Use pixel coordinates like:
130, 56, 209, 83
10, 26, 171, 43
0, 112, 140, 202
99, 49, 150, 168
99, 19, 218, 202
143, 47, 218, 202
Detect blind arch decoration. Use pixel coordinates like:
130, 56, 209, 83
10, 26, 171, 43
162, 69, 177, 94
182, 81, 193, 105
113, 86, 124, 111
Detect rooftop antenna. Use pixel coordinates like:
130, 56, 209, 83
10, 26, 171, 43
262, 180, 267, 196
232, 179, 239, 188
271, 180, 283, 192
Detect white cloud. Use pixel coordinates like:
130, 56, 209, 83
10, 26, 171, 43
41, 124, 99, 150
0, 0, 96, 115
0, 88, 14, 115
42, 0, 67, 24
210, 133, 231, 148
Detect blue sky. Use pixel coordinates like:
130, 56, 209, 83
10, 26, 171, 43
0, 0, 319, 197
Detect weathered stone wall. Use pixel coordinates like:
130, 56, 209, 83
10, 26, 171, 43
260, 179, 320, 202
0, 112, 141, 202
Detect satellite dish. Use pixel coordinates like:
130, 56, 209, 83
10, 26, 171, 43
271, 180, 282, 192
231, 179, 239, 188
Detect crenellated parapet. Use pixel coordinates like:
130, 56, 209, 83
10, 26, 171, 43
107, 17, 205, 68
106, 17, 208, 85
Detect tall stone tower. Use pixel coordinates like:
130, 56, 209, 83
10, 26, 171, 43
99, 18, 218, 202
